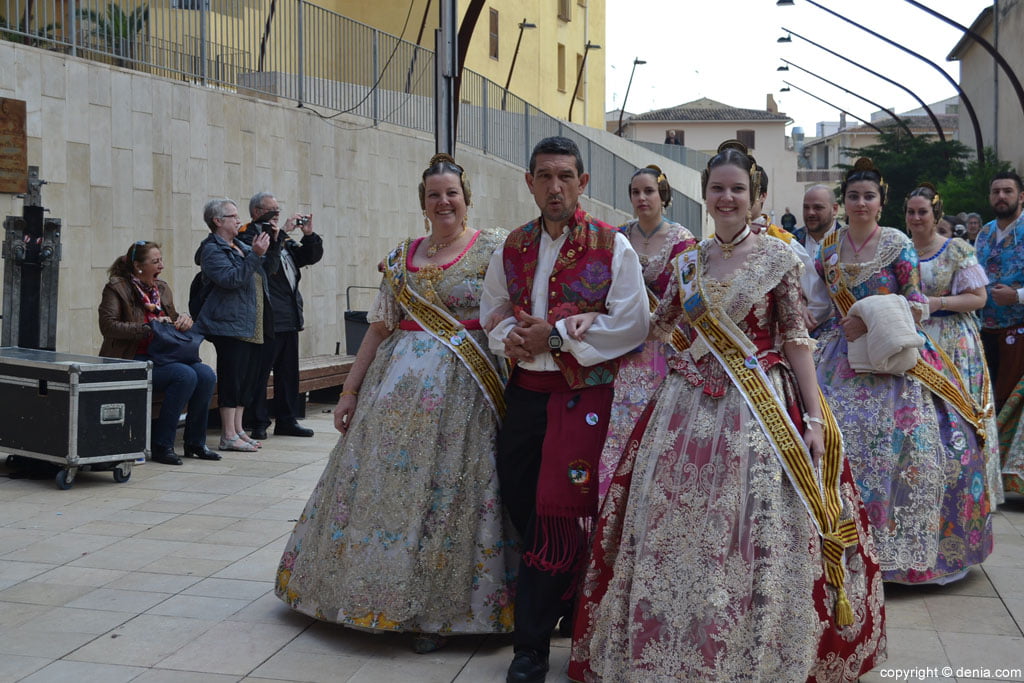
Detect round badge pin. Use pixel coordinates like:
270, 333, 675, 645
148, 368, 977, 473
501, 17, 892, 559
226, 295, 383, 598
450, 334, 463, 346
1008, 335, 1017, 345
744, 356, 759, 369
585, 412, 599, 426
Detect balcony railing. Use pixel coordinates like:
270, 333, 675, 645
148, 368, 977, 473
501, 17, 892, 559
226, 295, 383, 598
2, 0, 703, 228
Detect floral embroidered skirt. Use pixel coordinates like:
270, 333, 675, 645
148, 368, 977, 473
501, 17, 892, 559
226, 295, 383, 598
922, 313, 1003, 507
569, 367, 885, 681
817, 333, 993, 584
274, 329, 517, 633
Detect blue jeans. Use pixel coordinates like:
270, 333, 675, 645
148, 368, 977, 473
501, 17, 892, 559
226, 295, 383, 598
140, 357, 217, 448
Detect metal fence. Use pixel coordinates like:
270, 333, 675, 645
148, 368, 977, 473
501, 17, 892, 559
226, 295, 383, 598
1, 0, 703, 228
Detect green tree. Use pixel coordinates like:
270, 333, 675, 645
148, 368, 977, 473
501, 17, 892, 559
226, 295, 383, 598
839, 127, 971, 231
77, 3, 149, 67
936, 147, 1012, 223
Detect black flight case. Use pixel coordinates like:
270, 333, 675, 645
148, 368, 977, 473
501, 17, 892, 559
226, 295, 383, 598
0, 346, 150, 489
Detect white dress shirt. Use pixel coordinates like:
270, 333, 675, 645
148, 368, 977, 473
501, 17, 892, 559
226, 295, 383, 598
480, 226, 650, 371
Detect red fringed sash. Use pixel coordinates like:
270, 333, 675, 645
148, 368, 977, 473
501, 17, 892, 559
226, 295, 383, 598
513, 369, 613, 574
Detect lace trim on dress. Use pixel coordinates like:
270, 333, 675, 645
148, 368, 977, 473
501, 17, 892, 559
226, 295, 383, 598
686, 236, 802, 361
952, 263, 989, 295
840, 227, 910, 289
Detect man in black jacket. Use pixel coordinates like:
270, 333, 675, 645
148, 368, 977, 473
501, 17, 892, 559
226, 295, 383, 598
239, 192, 324, 438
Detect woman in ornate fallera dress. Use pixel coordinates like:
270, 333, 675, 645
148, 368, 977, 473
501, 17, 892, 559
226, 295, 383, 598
570, 142, 885, 682
906, 183, 1003, 509
815, 159, 993, 585
597, 165, 696, 502
274, 155, 517, 652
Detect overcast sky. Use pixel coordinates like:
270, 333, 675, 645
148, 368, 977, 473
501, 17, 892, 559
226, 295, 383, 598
604, 0, 993, 136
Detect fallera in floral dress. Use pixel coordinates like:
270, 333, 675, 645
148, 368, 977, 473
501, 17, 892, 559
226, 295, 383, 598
917, 236, 1003, 508
596, 220, 696, 502
815, 227, 993, 584
570, 235, 885, 682
274, 228, 518, 634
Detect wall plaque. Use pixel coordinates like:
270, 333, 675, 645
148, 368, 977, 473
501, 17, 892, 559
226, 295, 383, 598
0, 98, 28, 194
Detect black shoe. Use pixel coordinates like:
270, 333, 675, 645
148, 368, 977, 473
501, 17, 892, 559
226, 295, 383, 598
250, 427, 268, 440
506, 650, 548, 683
183, 444, 222, 461
274, 421, 314, 437
151, 446, 183, 466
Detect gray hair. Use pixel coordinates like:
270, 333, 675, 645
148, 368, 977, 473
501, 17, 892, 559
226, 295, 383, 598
203, 198, 236, 231
966, 212, 982, 221
248, 192, 275, 217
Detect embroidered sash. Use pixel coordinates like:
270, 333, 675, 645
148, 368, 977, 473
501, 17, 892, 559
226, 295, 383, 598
647, 289, 690, 353
818, 231, 987, 438
674, 248, 858, 626
382, 241, 507, 420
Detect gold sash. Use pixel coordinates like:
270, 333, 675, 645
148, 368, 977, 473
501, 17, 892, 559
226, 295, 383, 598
818, 230, 986, 439
382, 241, 507, 421
647, 289, 690, 353
673, 248, 857, 626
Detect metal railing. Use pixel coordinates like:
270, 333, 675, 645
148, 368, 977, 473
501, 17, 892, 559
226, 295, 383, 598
1, 0, 703, 228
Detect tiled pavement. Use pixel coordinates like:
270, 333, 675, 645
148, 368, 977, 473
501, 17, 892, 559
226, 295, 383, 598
1, 403, 1023, 682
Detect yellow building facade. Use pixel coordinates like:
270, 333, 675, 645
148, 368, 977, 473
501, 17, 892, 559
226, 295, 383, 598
330, 0, 606, 128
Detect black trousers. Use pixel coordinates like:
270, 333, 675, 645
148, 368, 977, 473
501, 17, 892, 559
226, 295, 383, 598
496, 382, 575, 658
248, 330, 301, 428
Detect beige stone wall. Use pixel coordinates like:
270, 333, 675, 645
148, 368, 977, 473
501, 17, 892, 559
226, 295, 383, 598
0, 41, 631, 359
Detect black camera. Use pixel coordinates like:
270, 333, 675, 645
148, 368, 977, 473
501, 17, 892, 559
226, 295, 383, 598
296, 215, 309, 226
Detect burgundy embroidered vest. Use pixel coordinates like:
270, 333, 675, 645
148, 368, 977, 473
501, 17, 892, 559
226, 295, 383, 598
503, 207, 620, 389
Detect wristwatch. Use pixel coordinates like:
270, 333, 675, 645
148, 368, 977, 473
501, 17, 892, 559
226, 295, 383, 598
548, 325, 563, 351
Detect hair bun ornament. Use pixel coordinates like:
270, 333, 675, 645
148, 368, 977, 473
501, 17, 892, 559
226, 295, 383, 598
428, 152, 459, 168
717, 139, 748, 156
852, 157, 876, 173
917, 181, 937, 192
646, 163, 668, 185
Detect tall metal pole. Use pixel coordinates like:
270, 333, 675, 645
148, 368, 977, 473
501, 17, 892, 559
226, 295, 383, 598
568, 41, 600, 121
502, 19, 536, 111
435, 0, 457, 154
783, 27, 946, 142
781, 59, 913, 137
786, 0, 984, 161
616, 57, 646, 136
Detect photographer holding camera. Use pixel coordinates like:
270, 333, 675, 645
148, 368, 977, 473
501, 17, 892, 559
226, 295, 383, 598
238, 192, 324, 439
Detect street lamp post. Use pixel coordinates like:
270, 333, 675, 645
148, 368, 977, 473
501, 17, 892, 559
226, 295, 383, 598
568, 40, 601, 122
782, 27, 946, 142
781, 58, 914, 137
502, 19, 536, 111
783, 81, 886, 135
616, 57, 646, 136
779, 0, 983, 161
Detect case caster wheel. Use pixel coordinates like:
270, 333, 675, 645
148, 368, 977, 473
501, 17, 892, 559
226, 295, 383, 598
5, 455, 15, 467
56, 469, 74, 490
113, 465, 131, 483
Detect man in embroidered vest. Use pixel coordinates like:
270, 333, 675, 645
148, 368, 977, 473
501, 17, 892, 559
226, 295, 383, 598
481, 136, 648, 683
977, 170, 1024, 408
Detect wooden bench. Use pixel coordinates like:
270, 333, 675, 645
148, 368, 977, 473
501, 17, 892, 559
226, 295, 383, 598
153, 354, 356, 417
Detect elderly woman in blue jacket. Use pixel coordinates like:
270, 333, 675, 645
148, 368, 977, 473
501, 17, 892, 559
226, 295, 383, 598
194, 197, 271, 453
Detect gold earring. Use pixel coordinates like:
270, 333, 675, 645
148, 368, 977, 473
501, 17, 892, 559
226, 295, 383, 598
423, 212, 430, 233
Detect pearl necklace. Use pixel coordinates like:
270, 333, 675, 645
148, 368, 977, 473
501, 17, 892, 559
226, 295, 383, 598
426, 225, 467, 258
714, 225, 751, 259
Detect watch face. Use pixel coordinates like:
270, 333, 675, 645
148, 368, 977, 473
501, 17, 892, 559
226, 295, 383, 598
548, 330, 562, 350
